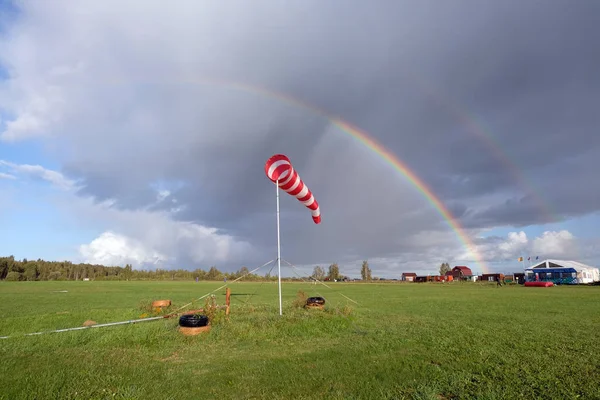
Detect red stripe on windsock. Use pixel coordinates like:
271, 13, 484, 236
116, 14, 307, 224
264, 154, 321, 224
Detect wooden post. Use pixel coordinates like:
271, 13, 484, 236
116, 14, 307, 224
225, 287, 231, 315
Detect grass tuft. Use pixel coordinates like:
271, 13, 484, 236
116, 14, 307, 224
292, 289, 308, 308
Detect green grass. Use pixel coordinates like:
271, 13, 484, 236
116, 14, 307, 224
0, 281, 599, 399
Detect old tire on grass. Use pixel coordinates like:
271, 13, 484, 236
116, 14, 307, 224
179, 314, 209, 328
306, 297, 325, 306
152, 300, 171, 308
178, 314, 210, 336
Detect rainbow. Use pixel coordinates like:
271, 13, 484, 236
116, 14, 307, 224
177, 78, 488, 272
332, 118, 487, 272
403, 69, 557, 223
118, 77, 488, 272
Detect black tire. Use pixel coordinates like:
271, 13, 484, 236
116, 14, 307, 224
306, 297, 325, 305
179, 314, 209, 327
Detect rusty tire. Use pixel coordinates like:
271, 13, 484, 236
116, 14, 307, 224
152, 300, 171, 308
179, 325, 211, 336
305, 304, 324, 310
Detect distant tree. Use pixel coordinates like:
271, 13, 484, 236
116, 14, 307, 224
439, 262, 451, 276
123, 264, 133, 280
327, 263, 341, 281
361, 260, 372, 281
237, 266, 250, 277
5, 271, 21, 281
23, 262, 38, 281
206, 266, 222, 280
48, 271, 61, 281
0, 257, 10, 280
194, 268, 206, 281
312, 266, 325, 281
11, 259, 24, 273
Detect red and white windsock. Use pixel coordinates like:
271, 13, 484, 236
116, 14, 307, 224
264, 154, 321, 224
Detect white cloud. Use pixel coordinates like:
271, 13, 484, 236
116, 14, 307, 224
531, 230, 577, 258
156, 190, 170, 202
465, 229, 592, 266
497, 231, 528, 256
2, 160, 257, 269
67, 194, 257, 269
74, 213, 255, 269
79, 231, 167, 268
333, 230, 598, 277
0, 172, 16, 179
0, 160, 76, 189
0, 89, 64, 141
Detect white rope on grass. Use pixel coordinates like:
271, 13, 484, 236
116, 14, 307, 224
0, 316, 166, 339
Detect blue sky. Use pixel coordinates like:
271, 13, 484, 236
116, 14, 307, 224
0, 1, 598, 277
0, 161, 99, 261
0, 0, 19, 33
0, 140, 57, 167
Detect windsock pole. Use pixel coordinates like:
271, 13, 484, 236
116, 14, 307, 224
276, 179, 283, 316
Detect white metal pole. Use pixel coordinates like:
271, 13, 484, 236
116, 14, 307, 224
276, 179, 282, 316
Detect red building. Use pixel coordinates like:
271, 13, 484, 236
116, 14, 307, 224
450, 266, 473, 280
401, 272, 417, 282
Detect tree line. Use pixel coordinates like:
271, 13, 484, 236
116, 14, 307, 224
0, 256, 374, 282
311, 260, 373, 281
0, 256, 273, 282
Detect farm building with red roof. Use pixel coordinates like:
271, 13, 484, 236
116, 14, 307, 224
401, 272, 417, 282
450, 266, 473, 279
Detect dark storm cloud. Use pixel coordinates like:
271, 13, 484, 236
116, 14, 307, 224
3, 0, 600, 269
94, 3, 599, 206
464, 153, 600, 228
108, 2, 599, 228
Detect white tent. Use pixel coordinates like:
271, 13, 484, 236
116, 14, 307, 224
525, 259, 600, 284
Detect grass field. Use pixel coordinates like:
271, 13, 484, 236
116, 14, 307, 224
0, 280, 599, 399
